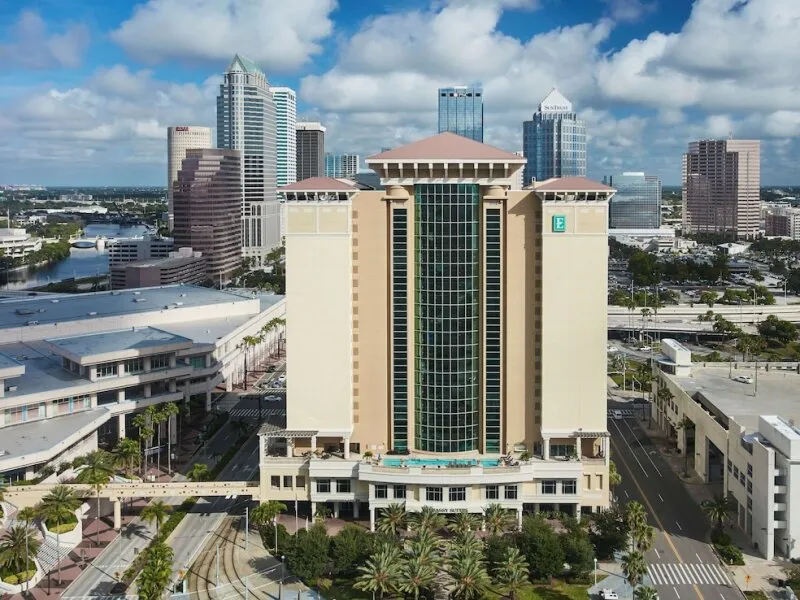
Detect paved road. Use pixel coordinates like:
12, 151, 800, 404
62, 398, 268, 599
608, 407, 743, 600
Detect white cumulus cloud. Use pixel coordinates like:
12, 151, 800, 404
0, 11, 90, 70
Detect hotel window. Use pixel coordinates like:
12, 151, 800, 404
375, 484, 388, 499
426, 487, 443, 502
271, 476, 280, 489
504, 485, 518, 500
449, 487, 466, 502
747, 463, 753, 477
150, 354, 170, 371
550, 444, 573, 458
125, 358, 144, 374
562, 480, 577, 495
747, 497, 752, 510
391, 208, 409, 450
188, 356, 206, 369
727, 459, 732, 473
485, 485, 499, 500
484, 208, 502, 452
337, 479, 352, 493
96, 362, 117, 378
733, 466, 739, 478
283, 476, 293, 489
296, 476, 306, 488
739, 472, 745, 485
317, 479, 331, 493
542, 480, 557, 495
747, 480, 752, 494
393, 485, 406, 499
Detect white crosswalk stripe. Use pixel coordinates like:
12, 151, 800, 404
647, 563, 731, 586
229, 408, 285, 418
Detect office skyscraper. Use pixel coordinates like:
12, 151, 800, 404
270, 87, 297, 188
296, 122, 325, 180
173, 149, 243, 281
438, 86, 483, 142
523, 89, 586, 185
167, 126, 212, 229
682, 139, 761, 239
261, 132, 614, 523
607, 172, 662, 230
325, 153, 360, 178
217, 54, 279, 262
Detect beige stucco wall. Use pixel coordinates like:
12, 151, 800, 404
285, 204, 353, 434
540, 203, 608, 434
503, 191, 539, 450
351, 192, 391, 451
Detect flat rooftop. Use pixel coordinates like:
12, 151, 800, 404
671, 365, 800, 431
0, 285, 258, 329
46, 327, 192, 362
0, 342, 90, 398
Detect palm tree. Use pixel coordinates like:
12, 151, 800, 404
137, 542, 175, 600
376, 502, 407, 537
495, 546, 529, 600
151, 406, 168, 473
701, 495, 734, 535
0, 525, 41, 586
17, 506, 38, 526
636, 585, 659, 600
39, 485, 80, 584
160, 402, 180, 475
635, 525, 655, 554
354, 545, 401, 599
187, 463, 211, 482
141, 500, 172, 537
609, 460, 622, 488
250, 500, 287, 550
410, 506, 447, 533
450, 530, 484, 562
448, 554, 491, 600
625, 501, 648, 550
483, 503, 514, 536
133, 410, 154, 478
448, 511, 482, 534
241, 334, 262, 389
409, 527, 441, 563
674, 415, 694, 475
113, 437, 139, 479
621, 551, 647, 588
75, 449, 115, 547
397, 554, 437, 600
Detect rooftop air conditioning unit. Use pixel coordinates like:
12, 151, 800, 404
6, 385, 17, 392
87, 311, 97, 316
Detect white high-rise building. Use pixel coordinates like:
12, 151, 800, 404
167, 126, 212, 229
270, 87, 297, 188
512, 151, 524, 190
324, 152, 359, 178
217, 54, 279, 263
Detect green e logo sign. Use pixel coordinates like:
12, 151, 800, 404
552, 214, 567, 232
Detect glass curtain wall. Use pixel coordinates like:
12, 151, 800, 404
414, 183, 480, 453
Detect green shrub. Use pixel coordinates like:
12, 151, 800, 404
46, 513, 78, 533
715, 544, 744, 565
2, 569, 36, 585
711, 530, 732, 545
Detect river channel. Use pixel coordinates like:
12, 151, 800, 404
1, 224, 151, 290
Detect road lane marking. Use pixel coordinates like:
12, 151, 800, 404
659, 493, 665, 502
696, 553, 702, 562
624, 490, 630, 498
654, 548, 661, 559
610, 438, 705, 600
623, 418, 664, 477
611, 419, 649, 477
674, 586, 680, 598
676, 521, 683, 531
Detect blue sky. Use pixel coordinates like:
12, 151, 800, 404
0, 0, 798, 186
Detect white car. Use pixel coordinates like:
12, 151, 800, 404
734, 375, 754, 384
265, 395, 281, 402
612, 410, 623, 420
638, 346, 652, 352
601, 589, 619, 600
607, 345, 619, 353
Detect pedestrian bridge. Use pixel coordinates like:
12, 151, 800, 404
3, 480, 261, 528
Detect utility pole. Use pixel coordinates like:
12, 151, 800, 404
245, 505, 249, 550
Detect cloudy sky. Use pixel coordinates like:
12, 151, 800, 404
0, 0, 797, 186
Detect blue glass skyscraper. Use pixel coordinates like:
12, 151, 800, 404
438, 86, 483, 142
522, 89, 586, 185
607, 172, 662, 230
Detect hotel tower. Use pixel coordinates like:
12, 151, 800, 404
260, 132, 614, 527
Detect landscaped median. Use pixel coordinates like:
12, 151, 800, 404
118, 430, 251, 590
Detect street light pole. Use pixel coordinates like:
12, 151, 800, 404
215, 541, 220, 588
594, 557, 598, 587
245, 505, 249, 550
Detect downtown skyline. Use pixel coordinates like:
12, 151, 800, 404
0, 0, 798, 186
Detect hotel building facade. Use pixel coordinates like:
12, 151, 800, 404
260, 132, 614, 527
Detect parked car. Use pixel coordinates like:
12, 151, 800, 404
601, 589, 619, 600
612, 410, 623, 420
638, 346, 652, 352
607, 345, 619, 353
265, 395, 281, 402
